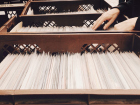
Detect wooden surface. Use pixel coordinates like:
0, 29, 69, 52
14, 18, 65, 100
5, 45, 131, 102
1, 89, 140, 95
0, 26, 7, 33
0, 33, 133, 52
21, 1, 31, 15
0, 16, 17, 32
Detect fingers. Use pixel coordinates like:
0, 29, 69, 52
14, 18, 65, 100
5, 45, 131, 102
92, 16, 106, 30
92, 15, 104, 30
92, 8, 120, 30
103, 17, 116, 30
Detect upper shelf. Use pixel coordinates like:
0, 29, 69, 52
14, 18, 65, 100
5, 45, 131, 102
21, 0, 110, 16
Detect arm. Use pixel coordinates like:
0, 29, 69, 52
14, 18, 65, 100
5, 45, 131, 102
115, 0, 133, 17
114, 0, 140, 31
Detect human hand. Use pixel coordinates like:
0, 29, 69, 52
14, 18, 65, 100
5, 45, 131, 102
114, 17, 138, 31
92, 8, 120, 30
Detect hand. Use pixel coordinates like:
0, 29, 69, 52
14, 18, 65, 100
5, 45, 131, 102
92, 8, 120, 30
114, 17, 138, 31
